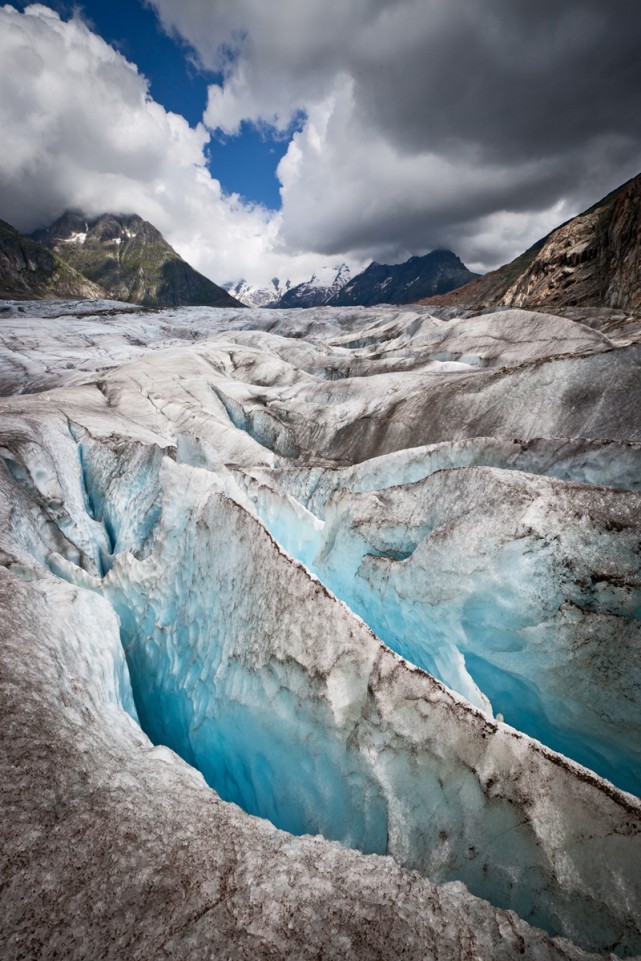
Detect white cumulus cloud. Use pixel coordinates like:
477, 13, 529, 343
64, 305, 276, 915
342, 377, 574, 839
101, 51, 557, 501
0, 3, 336, 286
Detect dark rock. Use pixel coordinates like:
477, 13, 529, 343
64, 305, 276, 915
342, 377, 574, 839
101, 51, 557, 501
0, 217, 105, 300
32, 211, 244, 308
329, 250, 479, 307
422, 173, 641, 311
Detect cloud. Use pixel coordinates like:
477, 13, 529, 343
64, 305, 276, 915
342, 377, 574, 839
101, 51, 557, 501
2, 1, 640, 284
148, 0, 641, 269
0, 3, 334, 286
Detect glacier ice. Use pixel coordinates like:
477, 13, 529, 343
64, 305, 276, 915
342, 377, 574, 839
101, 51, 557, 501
0, 301, 640, 958
241, 461, 641, 793
1, 564, 617, 961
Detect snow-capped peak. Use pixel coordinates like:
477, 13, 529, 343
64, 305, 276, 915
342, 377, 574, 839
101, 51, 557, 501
224, 266, 352, 309
224, 277, 291, 308
275, 263, 353, 308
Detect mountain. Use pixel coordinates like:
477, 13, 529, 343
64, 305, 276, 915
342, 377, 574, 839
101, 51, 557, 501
277, 263, 352, 308
328, 250, 479, 306
0, 217, 105, 300
32, 211, 243, 308
224, 276, 291, 308
225, 265, 352, 309
420, 173, 641, 311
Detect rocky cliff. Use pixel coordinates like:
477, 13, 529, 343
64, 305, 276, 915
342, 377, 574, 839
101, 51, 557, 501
33, 211, 242, 308
421, 174, 641, 311
0, 218, 105, 300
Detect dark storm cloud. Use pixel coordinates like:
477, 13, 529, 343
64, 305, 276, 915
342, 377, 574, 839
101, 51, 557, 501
350, 0, 641, 160
149, 0, 641, 269
1, 1, 639, 282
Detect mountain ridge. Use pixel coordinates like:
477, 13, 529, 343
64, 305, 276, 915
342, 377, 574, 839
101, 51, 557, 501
0, 218, 106, 300
226, 252, 477, 309
329, 250, 479, 307
32, 211, 243, 308
225, 264, 353, 309
420, 174, 641, 311
224, 276, 291, 308
277, 263, 352, 308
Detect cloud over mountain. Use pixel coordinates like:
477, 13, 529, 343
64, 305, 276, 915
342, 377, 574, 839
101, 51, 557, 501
1, 1, 640, 282
149, 0, 641, 270
0, 4, 328, 286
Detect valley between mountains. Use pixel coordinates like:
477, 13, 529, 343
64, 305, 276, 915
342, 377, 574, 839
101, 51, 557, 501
2, 0, 641, 952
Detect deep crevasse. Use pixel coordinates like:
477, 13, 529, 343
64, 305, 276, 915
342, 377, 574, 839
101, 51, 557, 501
1, 319, 641, 955
39, 431, 637, 955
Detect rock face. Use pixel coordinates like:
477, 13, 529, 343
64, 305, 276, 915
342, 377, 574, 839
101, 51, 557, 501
0, 300, 640, 958
423, 173, 641, 311
0, 217, 105, 300
329, 250, 479, 306
32, 211, 243, 308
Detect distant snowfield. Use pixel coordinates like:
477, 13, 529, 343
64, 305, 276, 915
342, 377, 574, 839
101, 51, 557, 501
1, 300, 640, 960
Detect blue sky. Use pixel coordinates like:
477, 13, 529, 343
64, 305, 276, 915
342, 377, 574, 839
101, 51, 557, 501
1, 0, 639, 287
5, 0, 289, 210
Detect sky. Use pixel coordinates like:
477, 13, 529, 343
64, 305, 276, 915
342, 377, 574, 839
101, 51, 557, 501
0, 0, 640, 288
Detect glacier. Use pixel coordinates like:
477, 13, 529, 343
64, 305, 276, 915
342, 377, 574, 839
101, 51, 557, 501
0, 300, 640, 959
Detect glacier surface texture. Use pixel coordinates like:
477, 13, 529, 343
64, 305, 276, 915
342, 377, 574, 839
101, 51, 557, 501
0, 299, 640, 960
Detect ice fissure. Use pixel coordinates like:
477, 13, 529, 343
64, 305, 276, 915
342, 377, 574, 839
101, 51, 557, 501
1, 303, 640, 959
3, 396, 638, 954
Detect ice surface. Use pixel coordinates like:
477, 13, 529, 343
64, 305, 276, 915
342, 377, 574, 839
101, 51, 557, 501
2, 566, 615, 961
237, 458, 641, 794
0, 302, 640, 957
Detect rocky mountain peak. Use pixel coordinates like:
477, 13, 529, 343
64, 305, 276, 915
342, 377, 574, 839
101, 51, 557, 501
420, 172, 641, 312
31, 210, 242, 308
328, 249, 479, 307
